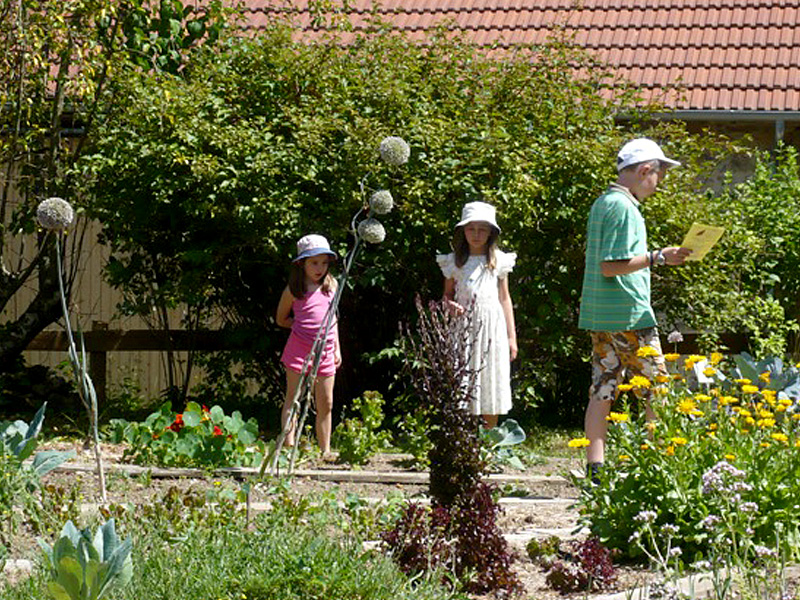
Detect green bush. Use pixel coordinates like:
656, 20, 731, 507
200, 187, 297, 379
573, 351, 800, 561
109, 401, 264, 468
333, 390, 392, 466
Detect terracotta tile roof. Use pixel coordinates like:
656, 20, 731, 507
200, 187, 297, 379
243, 0, 800, 113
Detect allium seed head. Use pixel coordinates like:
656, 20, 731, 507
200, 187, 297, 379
36, 197, 74, 231
369, 189, 394, 215
379, 136, 410, 166
357, 218, 386, 244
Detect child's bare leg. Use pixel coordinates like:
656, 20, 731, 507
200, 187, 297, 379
282, 369, 302, 447
314, 375, 335, 455
482, 414, 499, 429
585, 396, 612, 464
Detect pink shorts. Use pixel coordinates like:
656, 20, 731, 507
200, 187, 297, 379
281, 332, 337, 377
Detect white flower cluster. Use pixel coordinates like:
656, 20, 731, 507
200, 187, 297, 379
357, 218, 386, 244
379, 136, 410, 166
36, 197, 74, 231
369, 190, 393, 215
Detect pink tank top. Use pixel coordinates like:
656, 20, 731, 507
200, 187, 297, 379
291, 286, 336, 343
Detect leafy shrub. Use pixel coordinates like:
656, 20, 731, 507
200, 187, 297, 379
382, 299, 519, 594
394, 409, 432, 469
0, 403, 74, 547
574, 351, 800, 560
110, 401, 264, 468
480, 418, 527, 472
544, 537, 617, 593
333, 390, 392, 466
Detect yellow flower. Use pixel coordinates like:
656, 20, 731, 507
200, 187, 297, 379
796, 440, 800, 448
720, 395, 738, 406
746, 417, 756, 426
677, 397, 697, 415
793, 414, 800, 421
637, 345, 660, 358
665, 445, 675, 456
771, 432, 788, 444
759, 371, 771, 383
707, 423, 718, 431
724, 454, 736, 461
778, 398, 793, 407
738, 408, 751, 417
703, 367, 717, 377
645, 421, 657, 432
664, 353, 680, 362
641, 443, 651, 450
759, 409, 774, 419
734, 378, 752, 385
760, 442, 771, 448
670, 437, 688, 445
629, 376, 651, 389
619, 454, 630, 461
707, 431, 716, 438
684, 354, 707, 369
617, 384, 633, 392
741, 384, 760, 394
655, 375, 670, 383
691, 409, 705, 416
757, 418, 775, 428
607, 412, 630, 423
672, 373, 685, 381
694, 394, 712, 403
710, 352, 724, 365
567, 437, 590, 448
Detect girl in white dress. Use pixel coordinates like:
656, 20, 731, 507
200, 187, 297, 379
436, 201, 517, 428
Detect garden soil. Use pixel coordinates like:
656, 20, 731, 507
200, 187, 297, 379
4, 441, 761, 599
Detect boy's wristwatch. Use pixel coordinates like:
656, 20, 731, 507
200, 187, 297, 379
654, 249, 666, 266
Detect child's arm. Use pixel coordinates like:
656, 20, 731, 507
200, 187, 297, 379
442, 277, 465, 315
275, 286, 294, 328
498, 278, 518, 361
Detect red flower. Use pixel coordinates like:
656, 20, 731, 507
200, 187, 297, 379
168, 413, 184, 432
213, 425, 223, 437
202, 405, 210, 413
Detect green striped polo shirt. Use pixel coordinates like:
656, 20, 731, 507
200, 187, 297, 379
578, 184, 656, 331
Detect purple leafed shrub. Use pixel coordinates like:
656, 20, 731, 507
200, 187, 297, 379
381, 298, 520, 595
545, 537, 617, 593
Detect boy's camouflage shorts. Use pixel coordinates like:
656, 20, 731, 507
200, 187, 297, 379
589, 327, 667, 405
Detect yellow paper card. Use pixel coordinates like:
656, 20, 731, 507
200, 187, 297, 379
681, 223, 725, 261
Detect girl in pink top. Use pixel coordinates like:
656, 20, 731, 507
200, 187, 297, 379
276, 234, 341, 456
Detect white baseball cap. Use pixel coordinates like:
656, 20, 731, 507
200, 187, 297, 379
293, 234, 337, 262
617, 138, 681, 171
455, 201, 501, 232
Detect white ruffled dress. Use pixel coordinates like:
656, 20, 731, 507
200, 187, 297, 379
436, 250, 516, 416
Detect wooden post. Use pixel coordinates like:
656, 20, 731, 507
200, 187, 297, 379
89, 321, 108, 405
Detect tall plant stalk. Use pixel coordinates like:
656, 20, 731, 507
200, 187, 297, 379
260, 136, 409, 477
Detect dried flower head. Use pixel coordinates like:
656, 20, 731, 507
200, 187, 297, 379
357, 218, 386, 244
379, 136, 410, 166
667, 330, 684, 344
37, 197, 74, 231
369, 189, 394, 215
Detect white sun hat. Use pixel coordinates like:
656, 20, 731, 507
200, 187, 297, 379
616, 138, 681, 171
293, 234, 337, 262
455, 201, 501, 232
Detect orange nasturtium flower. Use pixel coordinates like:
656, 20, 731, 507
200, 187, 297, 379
568, 437, 590, 448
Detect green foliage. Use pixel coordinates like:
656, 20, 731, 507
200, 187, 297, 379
574, 352, 800, 561
479, 418, 527, 472
109, 401, 265, 468
333, 390, 392, 465
77, 19, 692, 423
38, 519, 132, 600
0, 404, 75, 542
394, 409, 432, 469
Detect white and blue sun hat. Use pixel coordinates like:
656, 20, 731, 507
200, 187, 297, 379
293, 234, 337, 262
